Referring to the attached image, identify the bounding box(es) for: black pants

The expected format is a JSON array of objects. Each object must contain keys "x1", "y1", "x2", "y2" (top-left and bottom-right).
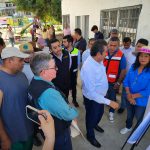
[
  {"x1": 61, "y1": 88, "x2": 69, "y2": 98},
  {"x1": 84, "y1": 96, "x2": 104, "y2": 140},
  {"x1": 54, "y1": 128, "x2": 72, "y2": 150},
  {"x1": 70, "y1": 71, "x2": 77, "y2": 102}
]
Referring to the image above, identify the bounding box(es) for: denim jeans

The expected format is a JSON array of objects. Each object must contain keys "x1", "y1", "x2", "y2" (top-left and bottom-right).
[
  {"x1": 120, "y1": 87, "x2": 127, "y2": 109},
  {"x1": 126, "y1": 100, "x2": 146, "y2": 129},
  {"x1": 106, "y1": 83, "x2": 117, "y2": 113}
]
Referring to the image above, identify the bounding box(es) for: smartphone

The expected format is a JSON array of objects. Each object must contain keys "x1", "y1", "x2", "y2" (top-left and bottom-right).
[{"x1": 26, "y1": 105, "x2": 41, "y2": 125}]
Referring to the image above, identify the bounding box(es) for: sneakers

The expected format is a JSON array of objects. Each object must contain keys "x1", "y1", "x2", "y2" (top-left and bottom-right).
[
  {"x1": 120, "y1": 127, "x2": 132, "y2": 134},
  {"x1": 109, "y1": 112, "x2": 114, "y2": 122}
]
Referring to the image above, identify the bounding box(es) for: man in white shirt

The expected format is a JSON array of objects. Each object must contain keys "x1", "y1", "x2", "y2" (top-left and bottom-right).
[
  {"x1": 80, "y1": 40, "x2": 119, "y2": 148},
  {"x1": 118, "y1": 37, "x2": 135, "y2": 114},
  {"x1": 120, "y1": 37, "x2": 135, "y2": 71},
  {"x1": 82, "y1": 38, "x2": 96, "y2": 64}
]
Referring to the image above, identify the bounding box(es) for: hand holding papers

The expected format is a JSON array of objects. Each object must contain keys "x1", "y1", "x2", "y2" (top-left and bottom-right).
[{"x1": 70, "y1": 120, "x2": 86, "y2": 141}]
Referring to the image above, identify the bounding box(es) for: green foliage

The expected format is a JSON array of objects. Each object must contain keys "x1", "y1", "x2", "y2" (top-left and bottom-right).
[
  {"x1": 56, "y1": 25, "x2": 62, "y2": 31},
  {"x1": 12, "y1": 0, "x2": 62, "y2": 23}
]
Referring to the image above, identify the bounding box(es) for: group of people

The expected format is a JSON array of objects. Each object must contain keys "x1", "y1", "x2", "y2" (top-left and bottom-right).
[{"x1": 0, "y1": 23, "x2": 149, "y2": 150}]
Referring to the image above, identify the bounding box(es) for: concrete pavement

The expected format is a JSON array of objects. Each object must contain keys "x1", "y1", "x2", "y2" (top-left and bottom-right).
[{"x1": 33, "y1": 77, "x2": 150, "y2": 150}]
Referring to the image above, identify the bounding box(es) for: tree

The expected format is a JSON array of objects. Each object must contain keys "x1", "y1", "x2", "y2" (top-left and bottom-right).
[{"x1": 12, "y1": 0, "x2": 62, "y2": 23}]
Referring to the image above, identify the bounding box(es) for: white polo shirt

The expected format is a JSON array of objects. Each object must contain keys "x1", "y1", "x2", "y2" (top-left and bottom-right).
[{"x1": 120, "y1": 46, "x2": 136, "y2": 72}]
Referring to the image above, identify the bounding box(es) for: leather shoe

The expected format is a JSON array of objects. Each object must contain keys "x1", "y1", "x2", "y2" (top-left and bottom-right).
[
  {"x1": 87, "y1": 138, "x2": 101, "y2": 148},
  {"x1": 95, "y1": 125, "x2": 104, "y2": 133}
]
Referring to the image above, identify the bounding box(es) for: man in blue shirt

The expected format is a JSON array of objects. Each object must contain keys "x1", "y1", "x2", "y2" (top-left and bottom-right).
[
  {"x1": 82, "y1": 38, "x2": 96, "y2": 64},
  {"x1": 104, "y1": 37, "x2": 127, "y2": 122},
  {"x1": 0, "y1": 47, "x2": 33, "y2": 150},
  {"x1": 29, "y1": 53, "x2": 78, "y2": 150}
]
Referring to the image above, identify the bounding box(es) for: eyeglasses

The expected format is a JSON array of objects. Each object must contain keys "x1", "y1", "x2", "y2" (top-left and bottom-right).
[
  {"x1": 41, "y1": 66, "x2": 58, "y2": 73},
  {"x1": 47, "y1": 66, "x2": 58, "y2": 71}
]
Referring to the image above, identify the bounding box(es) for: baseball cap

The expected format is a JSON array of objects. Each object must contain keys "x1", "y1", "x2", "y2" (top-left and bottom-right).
[
  {"x1": 1, "y1": 47, "x2": 29, "y2": 59},
  {"x1": 139, "y1": 46, "x2": 150, "y2": 54},
  {"x1": 19, "y1": 43, "x2": 34, "y2": 53},
  {"x1": 110, "y1": 29, "x2": 118, "y2": 34}
]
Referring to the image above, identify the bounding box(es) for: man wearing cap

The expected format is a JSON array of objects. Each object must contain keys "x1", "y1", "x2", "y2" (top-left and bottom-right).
[
  {"x1": 20, "y1": 43, "x2": 42, "y2": 146},
  {"x1": 0, "y1": 47, "x2": 33, "y2": 150},
  {"x1": 106, "y1": 29, "x2": 119, "y2": 43},
  {"x1": 20, "y1": 43, "x2": 34, "y2": 84}
]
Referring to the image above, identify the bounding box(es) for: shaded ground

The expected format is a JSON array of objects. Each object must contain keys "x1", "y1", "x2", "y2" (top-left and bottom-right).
[{"x1": 33, "y1": 76, "x2": 150, "y2": 150}]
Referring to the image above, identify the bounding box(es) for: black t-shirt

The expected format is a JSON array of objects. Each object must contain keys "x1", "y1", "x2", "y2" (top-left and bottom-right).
[
  {"x1": 74, "y1": 37, "x2": 87, "y2": 53},
  {"x1": 94, "y1": 31, "x2": 104, "y2": 40}
]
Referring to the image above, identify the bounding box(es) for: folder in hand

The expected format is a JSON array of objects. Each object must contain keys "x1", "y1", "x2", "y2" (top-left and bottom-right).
[{"x1": 70, "y1": 120, "x2": 86, "y2": 141}]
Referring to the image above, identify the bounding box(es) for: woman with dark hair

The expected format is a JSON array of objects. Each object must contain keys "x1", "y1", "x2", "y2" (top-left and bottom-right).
[{"x1": 120, "y1": 46, "x2": 150, "y2": 134}]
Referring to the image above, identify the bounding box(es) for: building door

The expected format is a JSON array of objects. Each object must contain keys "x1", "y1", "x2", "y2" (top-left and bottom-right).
[
  {"x1": 82, "y1": 15, "x2": 89, "y2": 42},
  {"x1": 75, "y1": 16, "x2": 81, "y2": 28}
]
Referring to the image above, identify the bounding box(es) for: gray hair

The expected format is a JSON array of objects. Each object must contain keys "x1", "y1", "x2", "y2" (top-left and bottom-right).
[{"x1": 30, "y1": 53, "x2": 52, "y2": 76}]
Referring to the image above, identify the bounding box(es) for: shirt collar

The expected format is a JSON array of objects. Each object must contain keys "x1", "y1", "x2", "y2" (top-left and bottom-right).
[
  {"x1": 89, "y1": 56, "x2": 103, "y2": 66},
  {"x1": 122, "y1": 46, "x2": 133, "y2": 51},
  {"x1": 34, "y1": 75, "x2": 54, "y2": 85},
  {"x1": 53, "y1": 53, "x2": 63, "y2": 61}
]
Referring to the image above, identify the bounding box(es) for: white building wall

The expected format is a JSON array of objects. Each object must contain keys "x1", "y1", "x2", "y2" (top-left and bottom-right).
[{"x1": 62, "y1": 0, "x2": 150, "y2": 43}]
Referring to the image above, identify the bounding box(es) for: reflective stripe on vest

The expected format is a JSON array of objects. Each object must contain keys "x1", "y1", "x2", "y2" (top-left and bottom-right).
[
  {"x1": 70, "y1": 48, "x2": 78, "y2": 56},
  {"x1": 103, "y1": 50, "x2": 123, "y2": 83}
]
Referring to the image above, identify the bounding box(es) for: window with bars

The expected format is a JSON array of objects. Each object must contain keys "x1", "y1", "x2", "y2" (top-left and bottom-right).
[{"x1": 100, "y1": 5, "x2": 142, "y2": 44}]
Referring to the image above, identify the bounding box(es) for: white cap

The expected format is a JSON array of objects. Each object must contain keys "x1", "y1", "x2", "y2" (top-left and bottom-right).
[{"x1": 1, "y1": 47, "x2": 29, "y2": 59}]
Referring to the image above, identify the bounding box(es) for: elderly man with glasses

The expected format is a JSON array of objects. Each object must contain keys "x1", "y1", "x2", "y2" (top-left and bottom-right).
[{"x1": 28, "y1": 53, "x2": 78, "y2": 150}]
